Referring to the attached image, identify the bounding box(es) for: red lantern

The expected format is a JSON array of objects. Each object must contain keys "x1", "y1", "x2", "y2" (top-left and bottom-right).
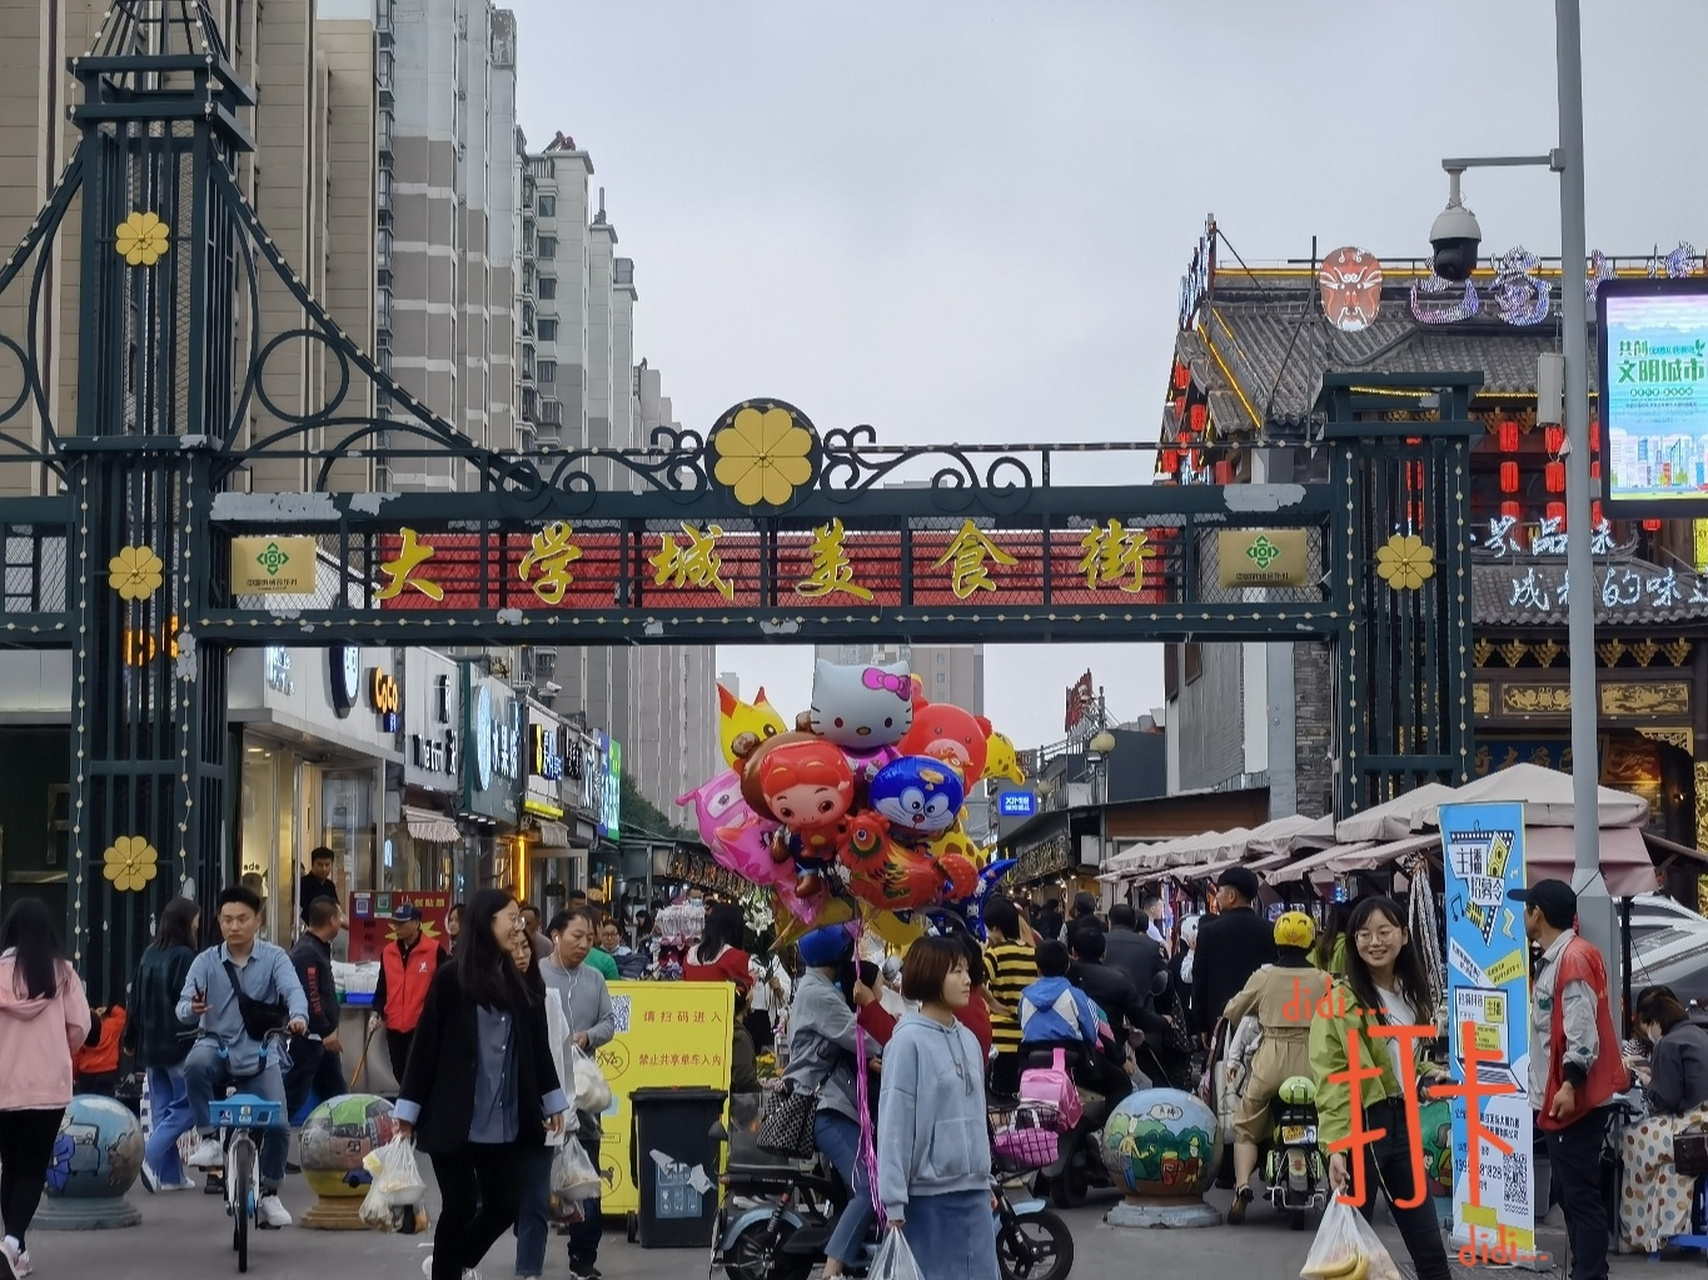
[
  {"x1": 1189, "y1": 403, "x2": 1208, "y2": 432},
  {"x1": 1172, "y1": 396, "x2": 1185, "y2": 422},
  {"x1": 1160, "y1": 448, "x2": 1180, "y2": 472},
  {"x1": 1590, "y1": 460, "x2": 1601, "y2": 480},
  {"x1": 1591, "y1": 419, "x2": 1601, "y2": 453},
  {"x1": 1544, "y1": 425, "x2": 1565, "y2": 455},
  {"x1": 1214, "y1": 460, "x2": 1235, "y2": 485},
  {"x1": 1172, "y1": 363, "x2": 1190, "y2": 391},
  {"x1": 1546, "y1": 502, "x2": 1567, "y2": 525},
  {"x1": 1545, "y1": 461, "x2": 1566, "y2": 493},
  {"x1": 1643, "y1": 519, "x2": 1663, "y2": 532},
  {"x1": 1499, "y1": 461, "x2": 1520, "y2": 493},
  {"x1": 1591, "y1": 500, "x2": 1604, "y2": 527},
  {"x1": 1496, "y1": 419, "x2": 1520, "y2": 453},
  {"x1": 1500, "y1": 500, "x2": 1523, "y2": 521}
]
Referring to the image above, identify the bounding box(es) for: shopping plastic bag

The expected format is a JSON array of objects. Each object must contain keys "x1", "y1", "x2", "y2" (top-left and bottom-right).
[
  {"x1": 571, "y1": 1044, "x2": 612, "y2": 1114},
  {"x1": 362, "y1": 1135, "x2": 427, "y2": 1207},
  {"x1": 549, "y1": 1137, "x2": 602, "y2": 1223},
  {"x1": 871, "y1": 1227, "x2": 923, "y2": 1280},
  {"x1": 358, "y1": 1181, "x2": 393, "y2": 1230},
  {"x1": 1299, "y1": 1194, "x2": 1402, "y2": 1280}
]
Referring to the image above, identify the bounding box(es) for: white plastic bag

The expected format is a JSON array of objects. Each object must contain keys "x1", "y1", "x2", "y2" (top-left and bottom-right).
[
  {"x1": 362, "y1": 1135, "x2": 426, "y2": 1206},
  {"x1": 871, "y1": 1227, "x2": 923, "y2": 1280},
  {"x1": 1299, "y1": 1194, "x2": 1402, "y2": 1280},
  {"x1": 571, "y1": 1044, "x2": 612, "y2": 1114},
  {"x1": 549, "y1": 1137, "x2": 602, "y2": 1223}
]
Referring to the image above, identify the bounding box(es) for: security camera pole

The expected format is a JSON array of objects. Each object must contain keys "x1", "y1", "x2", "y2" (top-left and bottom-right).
[{"x1": 1431, "y1": 0, "x2": 1612, "y2": 981}]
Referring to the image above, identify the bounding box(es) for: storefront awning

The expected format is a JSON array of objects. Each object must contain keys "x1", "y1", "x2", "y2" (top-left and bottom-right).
[
  {"x1": 533, "y1": 821, "x2": 571, "y2": 849},
  {"x1": 404, "y1": 805, "x2": 461, "y2": 844}
]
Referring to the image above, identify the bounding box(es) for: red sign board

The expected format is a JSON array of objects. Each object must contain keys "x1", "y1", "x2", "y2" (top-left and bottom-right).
[{"x1": 347, "y1": 890, "x2": 452, "y2": 964}]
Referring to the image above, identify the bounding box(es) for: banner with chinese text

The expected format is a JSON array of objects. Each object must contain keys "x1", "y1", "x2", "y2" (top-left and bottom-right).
[
  {"x1": 346, "y1": 890, "x2": 452, "y2": 966},
  {"x1": 1440, "y1": 802, "x2": 1534, "y2": 1257},
  {"x1": 596, "y1": 980, "x2": 736, "y2": 1217}
]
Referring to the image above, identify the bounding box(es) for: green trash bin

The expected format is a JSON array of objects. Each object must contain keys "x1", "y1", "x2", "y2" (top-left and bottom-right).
[{"x1": 629, "y1": 1086, "x2": 727, "y2": 1248}]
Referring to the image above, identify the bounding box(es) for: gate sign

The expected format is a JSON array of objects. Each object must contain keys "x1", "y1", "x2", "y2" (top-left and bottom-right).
[{"x1": 1440, "y1": 802, "x2": 1534, "y2": 1262}]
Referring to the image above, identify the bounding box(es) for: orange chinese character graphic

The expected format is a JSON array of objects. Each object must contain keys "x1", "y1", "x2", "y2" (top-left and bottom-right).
[
  {"x1": 649, "y1": 522, "x2": 734, "y2": 600},
  {"x1": 797, "y1": 518, "x2": 873, "y2": 601},
  {"x1": 931, "y1": 519, "x2": 1017, "y2": 599},
  {"x1": 518, "y1": 521, "x2": 584, "y2": 605},
  {"x1": 376, "y1": 527, "x2": 443, "y2": 601},
  {"x1": 1366, "y1": 1021, "x2": 1437, "y2": 1208},
  {"x1": 1433, "y1": 1019, "x2": 1516, "y2": 1211},
  {"x1": 1077, "y1": 518, "x2": 1156, "y2": 593},
  {"x1": 1325, "y1": 1029, "x2": 1386, "y2": 1208}
]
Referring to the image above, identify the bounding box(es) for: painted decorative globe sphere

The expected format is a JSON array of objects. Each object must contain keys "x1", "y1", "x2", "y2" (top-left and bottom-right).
[
  {"x1": 43, "y1": 1094, "x2": 143, "y2": 1200},
  {"x1": 1098, "y1": 1087, "x2": 1222, "y2": 1199},
  {"x1": 299, "y1": 1093, "x2": 397, "y2": 1198}
]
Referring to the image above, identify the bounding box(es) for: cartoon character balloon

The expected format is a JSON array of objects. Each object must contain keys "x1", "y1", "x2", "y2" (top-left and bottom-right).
[
  {"x1": 898, "y1": 700, "x2": 993, "y2": 788},
  {"x1": 809, "y1": 660, "x2": 915, "y2": 749},
  {"x1": 737, "y1": 731, "x2": 857, "y2": 898},
  {"x1": 678, "y1": 771, "x2": 789, "y2": 887},
  {"x1": 868, "y1": 757, "x2": 964, "y2": 840},
  {"x1": 925, "y1": 826, "x2": 982, "y2": 900},
  {"x1": 982, "y1": 729, "x2": 1025, "y2": 787},
  {"x1": 718, "y1": 684, "x2": 787, "y2": 767}
]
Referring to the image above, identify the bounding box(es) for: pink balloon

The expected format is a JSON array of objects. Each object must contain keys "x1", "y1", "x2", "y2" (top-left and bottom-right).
[{"x1": 679, "y1": 770, "x2": 790, "y2": 884}]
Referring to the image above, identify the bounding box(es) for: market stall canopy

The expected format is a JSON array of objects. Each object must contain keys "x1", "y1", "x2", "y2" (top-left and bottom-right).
[
  {"x1": 1180, "y1": 849, "x2": 1294, "y2": 884},
  {"x1": 1419, "y1": 763, "x2": 1650, "y2": 829},
  {"x1": 1522, "y1": 826, "x2": 1658, "y2": 897},
  {"x1": 1264, "y1": 839, "x2": 1388, "y2": 885},
  {"x1": 1104, "y1": 813, "x2": 1319, "y2": 877},
  {"x1": 404, "y1": 804, "x2": 460, "y2": 844},
  {"x1": 1243, "y1": 814, "x2": 1320, "y2": 856},
  {"x1": 1106, "y1": 829, "x2": 1243, "y2": 874},
  {"x1": 1334, "y1": 783, "x2": 1461, "y2": 845}
]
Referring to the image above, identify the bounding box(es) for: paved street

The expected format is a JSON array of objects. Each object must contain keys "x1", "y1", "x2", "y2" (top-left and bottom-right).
[{"x1": 19, "y1": 1175, "x2": 1695, "y2": 1279}]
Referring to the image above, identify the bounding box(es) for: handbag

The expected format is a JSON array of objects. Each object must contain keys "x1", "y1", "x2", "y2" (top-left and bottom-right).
[
  {"x1": 222, "y1": 960, "x2": 291, "y2": 1041},
  {"x1": 1019, "y1": 1048, "x2": 1083, "y2": 1130},
  {"x1": 757, "y1": 1080, "x2": 819, "y2": 1159},
  {"x1": 1676, "y1": 1127, "x2": 1708, "y2": 1177}
]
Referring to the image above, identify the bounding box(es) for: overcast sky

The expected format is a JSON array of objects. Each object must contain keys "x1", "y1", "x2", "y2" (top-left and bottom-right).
[{"x1": 507, "y1": 0, "x2": 1707, "y2": 754}]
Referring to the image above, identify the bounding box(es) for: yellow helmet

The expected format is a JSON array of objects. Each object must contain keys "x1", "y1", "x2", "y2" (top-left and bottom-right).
[{"x1": 1274, "y1": 910, "x2": 1317, "y2": 950}]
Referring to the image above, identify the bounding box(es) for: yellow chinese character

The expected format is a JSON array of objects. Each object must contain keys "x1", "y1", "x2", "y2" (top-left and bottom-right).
[
  {"x1": 1077, "y1": 519, "x2": 1156, "y2": 593},
  {"x1": 797, "y1": 518, "x2": 873, "y2": 601},
  {"x1": 518, "y1": 521, "x2": 584, "y2": 605},
  {"x1": 649, "y1": 522, "x2": 734, "y2": 600},
  {"x1": 376, "y1": 527, "x2": 443, "y2": 601},
  {"x1": 931, "y1": 520, "x2": 1017, "y2": 599}
]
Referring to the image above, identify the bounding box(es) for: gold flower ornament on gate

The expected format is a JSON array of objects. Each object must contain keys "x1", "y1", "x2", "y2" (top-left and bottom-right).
[
  {"x1": 1375, "y1": 533, "x2": 1435, "y2": 591},
  {"x1": 115, "y1": 211, "x2": 171, "y2": 267},
  {"x1": 109, "y1": 544, "x2": 165, "y2": 601},
  {"x1": 711, "y1": 405, "x2": 815, "y2": 507},
  {"x1": 103, "y1": 835, "x2": 159, "y2": 893}
]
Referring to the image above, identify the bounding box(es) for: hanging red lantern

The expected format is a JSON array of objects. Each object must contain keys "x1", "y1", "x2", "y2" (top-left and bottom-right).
[
  {"x1": 1172, "y1": 396, "x2": 1186, "y2": 422},
  {"x1": 1591, "y1": 419, "x2": 1601, "y2": 453},
  {"x1": 1546, "y1": 502, "x2": 1567, "y2": 525},
  {"x1": 1544, "y1": 425, "x2": 1565, "y2": 455},
  {"x1": 1172, "y1": 363, "x2": 1190, "y2": 391},
  {"x1": 1160, "y1": 448, "x2": 1180, "y2": 472},
  {"x1": 1496, "y1": 419, "x2": 1520, "y2": 453},
  {"x1": 1643, "y1": 518, "x2": 1663, "y2": 532},
  {"x1": 1189, "y1": 403, "x2": 1208, "y2": 432},
  {"x1": 1499, "y1": 461, "x2": 1520, "y2": 493},
  {"x1": 1591, "y1": 500, "x2": 1604, "y2": 527},
  {"x1": 1590, "y1": 460, "x2": 1601, "y2": 481},
  {"x1": 1214, "y1": 460, "x2": 1235, "y2": 485},
  {"x1": 1544, "y1": 461, "x2": 1566, "y2": 493},
  {"x1": 1500, "y1": 500, "x2": 1523, "y2": 521}
]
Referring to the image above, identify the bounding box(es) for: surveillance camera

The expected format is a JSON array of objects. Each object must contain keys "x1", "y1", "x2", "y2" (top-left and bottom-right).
[
  {"x1": 544, "y1": 680, "x2": 562, "y2": 694},
  {"x1": 1429, "y1": 200, "x2": 1482, "y2": 283}
]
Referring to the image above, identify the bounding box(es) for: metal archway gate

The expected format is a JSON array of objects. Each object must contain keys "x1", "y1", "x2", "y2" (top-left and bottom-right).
[{"x1": 0, "y1": 3, "x2": 1475, "y2": 994}]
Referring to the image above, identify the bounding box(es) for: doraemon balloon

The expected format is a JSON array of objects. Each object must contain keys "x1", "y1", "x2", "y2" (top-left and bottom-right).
[
  {"x1": 809, "y1": 660, "x2": 914, "y2": 749},
  {"x1": 869, "y1": 756, "x2": 964, "y2": 839}
]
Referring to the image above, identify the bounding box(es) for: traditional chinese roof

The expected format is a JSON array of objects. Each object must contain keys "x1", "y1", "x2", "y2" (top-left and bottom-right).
[
  {"x1": 1473, "y1": 551, "x2": 1708, "y2": 628},
  {"x1": 1173, "y1": 274, "x2": 1594, "y2": 437}
]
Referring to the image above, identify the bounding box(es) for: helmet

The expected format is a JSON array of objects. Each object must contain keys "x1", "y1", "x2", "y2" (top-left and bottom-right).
[
  {"x1": 796, "y1": 925, "x2": 853, "y2": 969},
  {"x1": 1274, "y1": 910, "x2": 1316, "y2": 950},
  {"x1": 1278, "y1": 1075, "x2": 1317, "y2": 1106}
]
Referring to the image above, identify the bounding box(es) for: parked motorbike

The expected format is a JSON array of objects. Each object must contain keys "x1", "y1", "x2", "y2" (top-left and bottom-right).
[
  {"x1": 1258, "y1": 1074, "x2": 1327, "y2": 1230},
  {"x1": 1020, "y1": 1047, "x2": 1116, "y2": 1209}
]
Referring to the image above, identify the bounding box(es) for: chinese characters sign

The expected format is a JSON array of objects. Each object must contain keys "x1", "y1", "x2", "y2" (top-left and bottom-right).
[
  {"x1": 1440, "y1": 802, "x2": 1534, "y2": 1260},
  {"x1": 1599, "y1": 278, "x2": 1708, "y2": 512}
]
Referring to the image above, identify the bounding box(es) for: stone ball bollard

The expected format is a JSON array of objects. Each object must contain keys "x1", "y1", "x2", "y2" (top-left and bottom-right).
[
  {"x1": 299, "y1": 1093, "x2": 414, "y2": 1230},
  {"x1": 35, "y1": 1094, "x2": 144, "y2": 1230},
  {"x1": 1099, "y1": 1086, "x2": 1224, "y2": 1229}
]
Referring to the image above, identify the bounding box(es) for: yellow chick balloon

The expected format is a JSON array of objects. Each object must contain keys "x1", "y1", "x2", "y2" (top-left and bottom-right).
[
  {"x1": 717, "y1": 684, "x2": 788, "y2": 766},
  {"x1": 983, "y1": 729, "x2": 1025, "y2": 787}
]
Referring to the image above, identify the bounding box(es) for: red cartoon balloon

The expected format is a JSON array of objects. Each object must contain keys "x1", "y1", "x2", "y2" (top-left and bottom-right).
[{"x1": 898, "y1": 698, "x2": 993, "y2": 787}]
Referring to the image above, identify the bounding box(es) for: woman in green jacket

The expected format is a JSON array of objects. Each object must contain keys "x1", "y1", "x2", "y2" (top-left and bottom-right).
[{"x1": 1308, "y1": 896, "x2": 1449, "y2": 1280}]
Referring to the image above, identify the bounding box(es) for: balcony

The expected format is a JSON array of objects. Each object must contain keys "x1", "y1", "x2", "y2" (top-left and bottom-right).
[{"x1": 540, "y1": 399, "x2": 562, "y2": 426}]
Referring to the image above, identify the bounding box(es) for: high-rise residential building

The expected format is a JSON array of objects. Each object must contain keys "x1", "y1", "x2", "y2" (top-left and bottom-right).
[
  {"x1": 0, "y1": 0, "x2": 377, "y2": 495},
  {"x1": 815, "y1": 643, "x2": 985, "y2": 716}
]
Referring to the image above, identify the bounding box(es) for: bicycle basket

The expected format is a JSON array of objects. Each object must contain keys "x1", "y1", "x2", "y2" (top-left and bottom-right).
[
  {"x1": 209, "y1": 1095, "x2": 284, "y2": 1129},
  {"x1": 988, "y1": 1101, "x2": 1061, "y2": 1173}
]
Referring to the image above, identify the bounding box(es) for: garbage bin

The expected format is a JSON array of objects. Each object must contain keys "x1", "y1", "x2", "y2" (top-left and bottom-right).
[{"x1": 629, "y1": 1086, "x2": 727, "y2": 1248}]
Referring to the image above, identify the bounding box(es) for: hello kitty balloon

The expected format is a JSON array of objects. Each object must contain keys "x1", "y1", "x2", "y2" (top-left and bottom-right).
[{"x1": 809, "y1": 660, "x2": 914, "y2": 750}]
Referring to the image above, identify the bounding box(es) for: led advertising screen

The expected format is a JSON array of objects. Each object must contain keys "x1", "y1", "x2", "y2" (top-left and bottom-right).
[{"x1": 1600, "y1": 277, "x2": 1708, "y2": 513}]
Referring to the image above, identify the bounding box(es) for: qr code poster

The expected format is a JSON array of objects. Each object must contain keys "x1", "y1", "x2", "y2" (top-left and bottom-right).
[{"x1": 610, "y1": 995, "x2": 632, "y2": 1035}]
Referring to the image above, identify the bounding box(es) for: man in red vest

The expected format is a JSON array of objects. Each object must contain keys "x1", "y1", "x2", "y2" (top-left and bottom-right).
[
  {"x1": 369, "y1": 903, "x2": 441, "y2": 1088},
  {"x1": 1510, "y1": 879, "x2": 1629, "y2": 1280}
]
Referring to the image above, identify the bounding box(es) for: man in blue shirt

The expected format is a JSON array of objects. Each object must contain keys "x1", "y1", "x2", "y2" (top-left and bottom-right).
[{"x1": 177, "y1": 885, "x2": 308, "y2": 1228}]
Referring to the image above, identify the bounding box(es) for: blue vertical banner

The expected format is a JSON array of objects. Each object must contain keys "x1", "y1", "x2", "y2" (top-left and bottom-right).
[{"x1": 1439, "y1": 802, "x2": 1534, "y2": 1260}]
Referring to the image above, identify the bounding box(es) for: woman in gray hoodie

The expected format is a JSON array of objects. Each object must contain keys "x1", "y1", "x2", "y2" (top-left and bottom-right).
[{"x1": 877, "y1": 935, "x2": 997, "y2": 1279}]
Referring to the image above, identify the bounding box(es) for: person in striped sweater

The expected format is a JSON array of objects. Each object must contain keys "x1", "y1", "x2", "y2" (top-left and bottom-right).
[{"x1": 982, "y1": 898, "x2": 1037, "y2": 1098}]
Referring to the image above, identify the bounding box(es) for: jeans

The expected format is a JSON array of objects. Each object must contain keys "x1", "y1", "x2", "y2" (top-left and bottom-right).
[
  {"x1": 283, "y1": 1037, "x2": 350, "y2": 1119},
  {"x1": 430, "y1": 1144, "x2": 525, "y2": 1280},
  {"x1": 903, "y1": 1189, "x2": 999, "y2": 1280},
  {"x1": 0, "y1": 1107, "x2": 64, "y2": 1250},
  {"x1": 816, "y1": 1110, "x2": 874, "y2": 1268},
  {"x1": 182, "y1": 1040, "x2": 290, "y2": 1191},
  {"x1": 1352, "y1": 1099, "x2": 1451, "y2": 1280},
  {"x1": 513, "y1": 1145, "x2": 555, "y2": 1276},
  {"x1": 1544, "y1": 1106, "x2": 1613, "y2": 1280},
  {"x1": 144, "y1": 1066, "x2": 194, "y2": 1181}
]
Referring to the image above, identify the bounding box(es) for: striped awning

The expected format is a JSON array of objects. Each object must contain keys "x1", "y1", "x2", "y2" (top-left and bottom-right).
[{"x1": 404, "y1": 805, "x2": 461, "y2": 844}]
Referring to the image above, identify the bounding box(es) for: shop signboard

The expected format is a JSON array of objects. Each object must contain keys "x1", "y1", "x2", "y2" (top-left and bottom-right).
[
  {"x1": 595, "y1": 980, "x2": 735, "y2": 1216},
  {"x1": 230, "y1": 535, "x2": 318, "y2": 594},
  {"x1": 524, "y1": 702, "x2": 567, "y2": 820},
  {"x1": 582, "y1": 730, "x2": 622, "y2": 840},
  {"x1": 1440, "y1": 801, "x2": 1534, "y2": 1261},
  {"x1": 346, "y1": 889, "x2": 452, "y2": 967},
  {"x1": 403, "y1": 651, "x2": 462, "y2": 793},
  {"x1": 1599, "y1": 277, "x2": 1708, "y2": 514},
  {"x1": 461, "y1": 665, "x2": 521, "y2": 822}
]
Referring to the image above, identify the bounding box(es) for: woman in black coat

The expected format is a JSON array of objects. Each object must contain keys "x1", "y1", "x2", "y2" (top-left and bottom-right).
[{"x1": 395, "y1": 889, "x2": 569, "y2": 1280}]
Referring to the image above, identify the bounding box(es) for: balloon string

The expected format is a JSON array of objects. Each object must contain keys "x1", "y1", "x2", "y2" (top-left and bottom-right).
[{"x1": 850, "y1": 919, "x2": 887, "y2": 1228}]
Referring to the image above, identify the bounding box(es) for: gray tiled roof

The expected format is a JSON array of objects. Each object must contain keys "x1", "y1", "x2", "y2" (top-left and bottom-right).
[
  {"x1": 1473, "y1": 553, "x2": 1708, "y2": 627},
  {"x1": 1181, "y1": 282, "x2": 1595, "y2": 428}
]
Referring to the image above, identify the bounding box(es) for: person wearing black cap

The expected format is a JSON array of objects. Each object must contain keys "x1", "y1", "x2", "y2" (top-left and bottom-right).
[
  {"x1": 1509, "y1": 878, "x2": 1628, "y2": 1280},
  {"x1": 1190, "y1": 867, "x2": 1277, "y2": 1044},
  {"x1": 370, "y1": 902, "x2": 443, "y2": 1086}
]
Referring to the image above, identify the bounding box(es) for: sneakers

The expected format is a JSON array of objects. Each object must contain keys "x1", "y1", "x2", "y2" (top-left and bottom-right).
[
  {"x1": 171, "y1": 1173, "x2": 199, "y2": 1191},
  {"x1": 0, "y1": 1237, "x2": 30, "y2": 1278},
  {"x1": 187, "y1": 1137, "x2": 225, "y2": 1169},
  {"x1": 139, "y1": 1160, "x2": 161, "y2": 1193},
  {"x1": 419, "y1": 1257, "x2": 480, "y2": 1280},
  {"x1": 1226, "y1": 1184, "x2": 1253, "y2": 1225},
  {"x1": 257, "y1": 1194, "x2": 292, "y2": 1228}
]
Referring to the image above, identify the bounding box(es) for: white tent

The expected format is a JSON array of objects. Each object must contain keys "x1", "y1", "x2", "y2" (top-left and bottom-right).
[
  {"x1": 1333, "y1": 782, "x2": 1461, "y2": 845},
  {"x1": 1418, "y1": 762, "x2": 1650, "y2": 829}
]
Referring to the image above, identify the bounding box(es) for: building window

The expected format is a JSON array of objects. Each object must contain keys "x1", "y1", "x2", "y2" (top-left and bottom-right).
[
  {"x1": 537, "y1": 235, "x2": 557, "y2": 260},
  {"x1": 538, "y1": 360, "x2": 556, "y2": 384},
  {"x1": 538, "y1": 276, "x2": 557, "y2": 300},
  {"x1": 537, "y1": 194, "x2": 556, "y2": 218},
  {"x1": 539, "y1": 318, "x2": 557, "y2": 342}
]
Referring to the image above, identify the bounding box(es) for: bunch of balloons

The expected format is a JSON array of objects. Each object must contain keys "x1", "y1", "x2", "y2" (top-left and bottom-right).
[{"x1": 679, "y1": 662, "x2": 1022, "y2": 937}]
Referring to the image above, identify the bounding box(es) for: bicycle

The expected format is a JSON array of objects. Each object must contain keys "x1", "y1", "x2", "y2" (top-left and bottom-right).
[{"x1": 207, "y1": 1029, "x2": 293, "y2": 1273}]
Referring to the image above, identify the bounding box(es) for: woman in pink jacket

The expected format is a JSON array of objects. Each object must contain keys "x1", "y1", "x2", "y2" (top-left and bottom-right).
[{"x1": 0, "y1": 898, "x2": 91, "y2": 1279}]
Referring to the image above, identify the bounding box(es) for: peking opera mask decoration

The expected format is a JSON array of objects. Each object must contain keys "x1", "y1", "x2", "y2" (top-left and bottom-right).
[{"x1": 1317, "y1": 246, "x2": 1384, "y2": 333}]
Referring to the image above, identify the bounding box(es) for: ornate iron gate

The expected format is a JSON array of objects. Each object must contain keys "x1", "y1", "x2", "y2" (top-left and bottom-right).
[{"x1": 0, "y1": 3, "x2": 1475, "y2": 992}]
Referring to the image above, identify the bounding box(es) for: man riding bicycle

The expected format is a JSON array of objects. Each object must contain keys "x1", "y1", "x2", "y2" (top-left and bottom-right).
[{"x1": 176, "y1": 885, "x2": 309, "y2": 1228}]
